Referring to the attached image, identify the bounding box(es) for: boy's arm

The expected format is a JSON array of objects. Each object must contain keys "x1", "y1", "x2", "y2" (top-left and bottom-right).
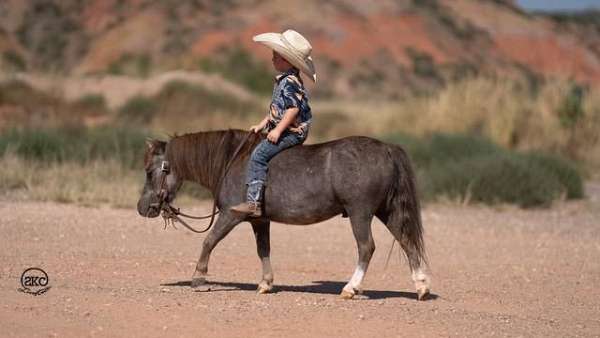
[
  {"x1": 267, "y1": 107, "x2": 299, "y2": 143},
  {"x1": 251, "y1": 115, "x2": 270, "y2": 133}
]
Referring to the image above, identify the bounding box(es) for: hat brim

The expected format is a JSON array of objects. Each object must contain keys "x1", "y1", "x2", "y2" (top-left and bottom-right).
[{"x1": 253, "y1": 33, "x2": 317, "y2": 82}]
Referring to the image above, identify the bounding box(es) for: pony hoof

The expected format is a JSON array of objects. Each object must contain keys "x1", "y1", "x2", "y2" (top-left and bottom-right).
[
  {"x1": 340, "y1": 290, "x2": 355, "y2": 300},
  {"x1": 257, "y1": 285, "x2": 273, "y2": 294},
  {"x1": 257, "y1": 281, "x2": 273, "y2": 294},
  {"x1": 190, "y1": 277, "x2": 207, "y2": 288},
  {"x1": 193, "y1": 284, "x2": 213, "y2": 292},
  {"x1": 417, "y1": 288, "x2": 430, "y2": 301}
]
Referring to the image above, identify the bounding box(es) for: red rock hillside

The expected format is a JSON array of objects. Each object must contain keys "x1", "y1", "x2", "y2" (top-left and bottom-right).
[{"x1": 1, "y1": 0, "x2": 599, "y2": 97}]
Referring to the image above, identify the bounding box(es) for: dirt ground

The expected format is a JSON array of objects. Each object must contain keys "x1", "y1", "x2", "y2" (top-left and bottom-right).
[{"x1": 1, "y1": 185, "x2": 599, "y2": 337}]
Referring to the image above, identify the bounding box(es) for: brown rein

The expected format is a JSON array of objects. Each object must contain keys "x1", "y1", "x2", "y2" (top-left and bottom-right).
[{"x1": 157, "y1": 131, "x2": 253, "y2": 233}]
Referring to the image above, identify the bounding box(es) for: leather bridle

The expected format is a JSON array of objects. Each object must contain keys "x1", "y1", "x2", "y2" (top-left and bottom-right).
[{"x1": 150, "y1": 131, "x2": 253, "y2": 233}]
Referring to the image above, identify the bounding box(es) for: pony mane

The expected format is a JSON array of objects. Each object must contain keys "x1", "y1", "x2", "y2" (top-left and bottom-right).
[{"x1": 165, "y1": 129, "x2": 262, "y2": 191}]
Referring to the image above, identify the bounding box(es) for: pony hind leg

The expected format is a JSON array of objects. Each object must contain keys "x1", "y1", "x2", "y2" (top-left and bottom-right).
[
  {"x1": 376, "y1": 211, "x2": 431, "y2": 300},
  {"x1": 251, "y1": 220, "x2": 274, "y2": 294},
  {"x1": 191, "y1": 212, "x2": 243, "y2": 288},
  {"x1": 341, "y1": 213, "x2": 375, "y2": 300}
]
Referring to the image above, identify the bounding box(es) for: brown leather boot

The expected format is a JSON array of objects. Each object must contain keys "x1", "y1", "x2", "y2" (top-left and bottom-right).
[{"x1": 230, "y1": 202, "x2": 262, "y2": 217}]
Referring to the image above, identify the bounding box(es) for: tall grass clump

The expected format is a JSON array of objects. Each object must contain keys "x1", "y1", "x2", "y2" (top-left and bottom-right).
[
  {"x1": 383, "y1": 77, "x2": 600, "y2": 172},
  {"x1": 0, "y1": 126, "x2": 213, "y2": 206},
  {"x1": 0, "y1": 127, "x2": 150, "y2": 168},
  {"x1": 0, "y1": 153, "x2": 143, "y2": 208},
  {"x1": 384, "y1": 132, "x2": 584, "y2": 207}
]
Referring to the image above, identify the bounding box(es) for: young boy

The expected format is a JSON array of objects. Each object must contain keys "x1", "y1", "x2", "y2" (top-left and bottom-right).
[{"x1": 230, "y1": 29, "x2": 316, "y2": 217}]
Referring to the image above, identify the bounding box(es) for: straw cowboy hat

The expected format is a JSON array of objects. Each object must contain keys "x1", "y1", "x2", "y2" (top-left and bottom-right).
[{"x1": 253, "y1": 29, "x2": 317, "y2": 82}]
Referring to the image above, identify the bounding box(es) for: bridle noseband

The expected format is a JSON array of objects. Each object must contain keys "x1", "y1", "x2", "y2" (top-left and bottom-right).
[
  {"x1": 151, "y1": 159, "x2": 218, "y2": 233},
  {"x1": 157, "y1": 160, "x2": 171, "y2": 202}
]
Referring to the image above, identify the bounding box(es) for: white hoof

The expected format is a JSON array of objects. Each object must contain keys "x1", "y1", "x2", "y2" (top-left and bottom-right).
[
  {"x1": 412, "y1": 270, "x2": 431, "y2": 301},
  {"x1": 417, "y1": 287, "x2": 430, "y2": 301},
  {"x1": 340, "y1": 289, "x2": 355, "y2": 300},
  {"x1": 257, "y1": 281, "x2": 274, "y2": 294}
]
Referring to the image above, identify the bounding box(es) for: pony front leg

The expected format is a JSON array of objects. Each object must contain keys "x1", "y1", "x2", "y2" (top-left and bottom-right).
[
  {"x1": 251, "y1": 220, "x2": 274, "y2": 294},
  {"x1": 191, "y1": 212, "x2": 242, "y2": 288},
  {"x1": 341, "y1": 214, "x2": 375, "y2": 299}
]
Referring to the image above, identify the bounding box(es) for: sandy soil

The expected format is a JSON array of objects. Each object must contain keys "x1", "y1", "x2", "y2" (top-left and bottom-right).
[{"x1": 1, "y1": 186, "x2": 599, "y2": 337}]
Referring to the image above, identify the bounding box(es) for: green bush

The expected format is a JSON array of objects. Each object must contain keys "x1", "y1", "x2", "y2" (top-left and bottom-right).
[
  {"x1": 108, "y1": 53, "x2": 151, "y2": 77},
  {"x1": 557, "y1": 84, "x2": 585, "y2": 129},
  {"x1": 198, "y1": 47, "x2": 273, "y2": 95},
  {"x1": 73, "y1": 94, "x2": 108, "y2": 113},
  {"x1": 0, "y1": 127, "x2": 150, "y2": 169},
  {"x1": 156, "y1": 80, "x2": 261, "y2": 117},
  {"x1": 426, "y1": 154, "x2": 563, "y2": 207},
  {"x1": 3, "y1": 50, "x2": 27, "y2": 71},
  {"x1": 406, "y1": 48, "x2": 442, "y2": 82},
  {"x1": 117, "y1": 96, "x2": 159, "y2": 125},
  {"x1": 519, "y1": 152, "x2": 584, "y2": 199},
  {"x1": 384, "y1": 132, "x2": 584, "y2": 207},
  {"x1": 385, "y1": 133, "x2": 502, "y2": 169},
  {"x1": 422, "y1": 133, "x2": 502, "y2": 166}
]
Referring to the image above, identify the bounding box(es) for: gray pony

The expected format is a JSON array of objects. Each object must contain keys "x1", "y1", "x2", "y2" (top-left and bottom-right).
[{"x1": 137, "y1": 130, "x2": 431, "y2": 300}]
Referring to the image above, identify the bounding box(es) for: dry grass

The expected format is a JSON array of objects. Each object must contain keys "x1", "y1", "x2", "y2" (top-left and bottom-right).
[
  {"x1": 6, "y1": 75, "x2": 597, "y2": 171},
  {"x1": 0, "y1": 153, "x2": 204, "y2": 208},
  {"x1": 313, "y1": 77, "x2": 600, "y2": 173},
  {"x1": 0, "y1": 153, "x2": 141, "y2": 208},
  {"x1": 1, "y1": 75, "x2": 598, "y2": 208},
  {"x1": 148, "y1": 108, "x2": 259, "y2": 136}
]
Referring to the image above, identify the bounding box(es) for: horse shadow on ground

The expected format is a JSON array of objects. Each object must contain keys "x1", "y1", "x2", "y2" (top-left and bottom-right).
[{"x1": 161, "y1": 280, "x2": 439, "y2": 301}]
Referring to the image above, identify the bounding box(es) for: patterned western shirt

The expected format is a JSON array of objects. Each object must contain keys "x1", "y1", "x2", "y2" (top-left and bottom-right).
[{"x1": 267, "y1": 68, "x2": 312, "y2": 136}]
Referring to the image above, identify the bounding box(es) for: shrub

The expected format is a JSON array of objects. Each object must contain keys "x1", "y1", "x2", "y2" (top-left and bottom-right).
[
  {"x1": 384, "y1": 77, "x2": 600, "y2": 169},
  {"x1": 0, "y1": 128, "x2": 213, "y2": 206},
  {"x1": 384, "y1": 132, "x2": 583, "y2": 207},
  {"x1": 385, "y1": 133, "x2": 502, "y2": 169},
  {"x1": 557, "y1": 84, "x2": 585, "y2": 129},
  {"x1": 198, "y1": 47, "x2": 273, "y2": 95},
  {"x1": 519, "y1": 152, "x2": 584, "y2": 199},
  {"x1": 108, "y1": 53, "x2": 151, "y2": 77},
  {"x1": 72, "y1": 94, "x2": 108, "y2": 115},
  {"x1": 0, "y1": 127, "x2": 150, "y2": 169},
  {"x1": 3, "y1": 50, "x2": 27, "y2": 71},
  {"x1": 74, "y1": 94, "x2": 107, "y2": 110},
  {"x1": 406, "y1": 48, "x2": 442, "y2": 82},
  {"x1": 422, "y1": 133, "x2": 502, "y2": 166},
  {"x1": 155, "y1": 80, "x2": 261, "y2": 118},
  {"x1": 117, "y1": 96, "x2": 159, "y2": 125},
  {"x1": 426, "y1": 154, "x2": 563, "y2": 207}
]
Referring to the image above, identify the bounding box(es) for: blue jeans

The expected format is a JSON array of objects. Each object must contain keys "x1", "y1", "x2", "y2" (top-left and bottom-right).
[{"x1": 246, "y1": 131, "x2": 306, "y2": 203}]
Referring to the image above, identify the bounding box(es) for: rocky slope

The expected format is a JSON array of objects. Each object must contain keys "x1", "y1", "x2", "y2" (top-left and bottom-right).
[{"x1": 1, "y1": 0, "x2": 599, "y2": 97}]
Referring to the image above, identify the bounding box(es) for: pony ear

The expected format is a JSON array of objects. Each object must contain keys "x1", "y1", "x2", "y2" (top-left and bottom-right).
[
  {"x1": 146, "y1": 138, "x2": 166, "y2": 155},
  {"x1": 145, "y1": 138, "x2": 154, "y2": 149}
]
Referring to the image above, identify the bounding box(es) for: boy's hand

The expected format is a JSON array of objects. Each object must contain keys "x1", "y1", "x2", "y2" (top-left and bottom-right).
[
  {"x1": 267, "y1": 129, "x2": 281, "y2": 143},
  {"x1": 250, "y1": 125, "x2": 262, "y2": 133}
]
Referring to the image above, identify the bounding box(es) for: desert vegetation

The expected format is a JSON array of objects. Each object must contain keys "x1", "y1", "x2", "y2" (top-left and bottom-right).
[{"x1": 1, "y1": 72, "x2": 594, "y2": 208}]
